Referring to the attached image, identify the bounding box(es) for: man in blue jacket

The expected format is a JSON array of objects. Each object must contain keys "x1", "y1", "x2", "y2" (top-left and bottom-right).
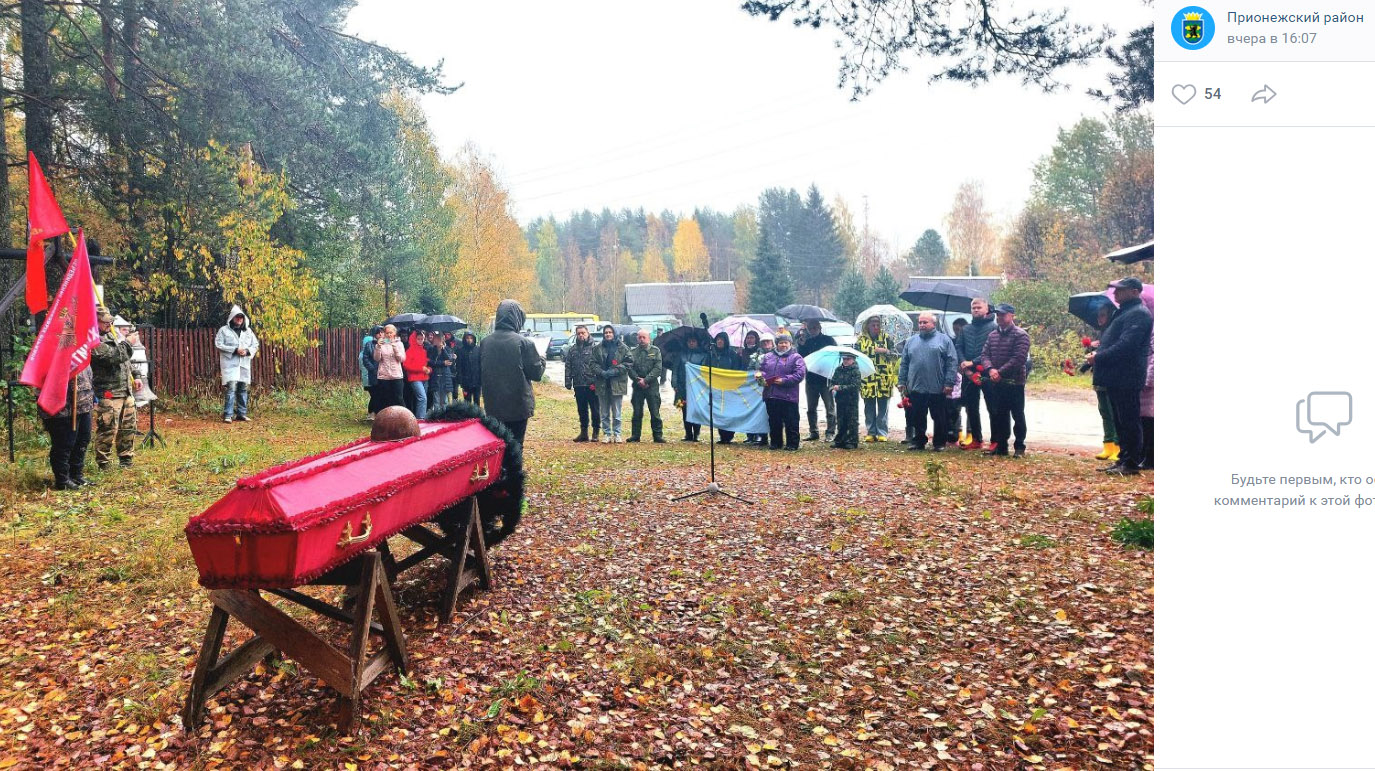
[{"x1": 1089, "y1": 278, "x2": 1154, "y2": 475}]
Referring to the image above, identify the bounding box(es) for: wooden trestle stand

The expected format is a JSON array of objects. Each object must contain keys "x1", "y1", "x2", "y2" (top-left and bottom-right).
[{"x1": 182, "y1": 497, "x2": 493, "y2": 733}]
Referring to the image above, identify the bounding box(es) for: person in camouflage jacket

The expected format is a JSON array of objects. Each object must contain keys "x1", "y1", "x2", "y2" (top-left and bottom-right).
[
  {"x1": 829, "y1": 353, "x2": 863, "y2": 449},
  {"x1": 91, "y1": 308, "x2": 138, "y2": 469},
  {"x1": 563, "y1": 325, "x2": 601, "y2": 441},
  {"x1": 625, "y1": 329, "x2": 665, "y2": 443}
]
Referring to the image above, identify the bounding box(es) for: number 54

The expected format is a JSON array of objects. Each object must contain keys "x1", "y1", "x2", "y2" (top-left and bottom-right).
[{"x1": 1205, "y1": 87, "x2": 1222, "y2": 99}]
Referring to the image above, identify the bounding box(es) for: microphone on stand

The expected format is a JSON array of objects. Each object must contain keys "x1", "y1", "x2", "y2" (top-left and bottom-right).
[{"x1": 700, "y1": 312, "x2": 710, "y2": 329}]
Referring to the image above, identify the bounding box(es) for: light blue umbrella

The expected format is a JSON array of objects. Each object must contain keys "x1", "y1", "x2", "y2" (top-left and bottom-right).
[{"x1": 803, "y1": 345, "x2": 876, "y2": 380}]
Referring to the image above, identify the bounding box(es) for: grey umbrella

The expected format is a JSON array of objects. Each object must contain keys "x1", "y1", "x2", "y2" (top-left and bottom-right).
[{"x1": 775, "y1": 304, "x2": 837, "y2": 322}]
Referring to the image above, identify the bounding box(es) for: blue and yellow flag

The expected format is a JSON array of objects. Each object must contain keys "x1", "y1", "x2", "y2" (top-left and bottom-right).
[{"x1": 685, "y1": 363, "x2": 769, "y2": 434}]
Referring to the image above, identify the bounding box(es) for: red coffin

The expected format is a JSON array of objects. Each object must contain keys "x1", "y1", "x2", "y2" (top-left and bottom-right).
[{"x1": 185, "y1": 420, "x2": 505, "y2": 589}]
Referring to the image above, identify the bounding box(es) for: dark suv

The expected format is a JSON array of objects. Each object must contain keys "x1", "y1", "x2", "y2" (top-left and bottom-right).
[{"x1": 547, "y1": 332, "x2": 570, "y2": 360}]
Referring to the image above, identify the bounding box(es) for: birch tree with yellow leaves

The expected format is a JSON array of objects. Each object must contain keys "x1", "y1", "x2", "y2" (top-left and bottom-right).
[
  {"x1": 439, "y1": 147, "x2": 535, "y2": 324},
  {"x1": 670, "y1": 218, "x2": 710, "y2": 281}
]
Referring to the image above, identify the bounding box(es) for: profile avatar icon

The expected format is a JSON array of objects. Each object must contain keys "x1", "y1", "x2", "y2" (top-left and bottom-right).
[
  {"x1": 1171, "y1": 6, "x2": 1215, "y2": 49},
  {"x1": 1182, "y1": 12, "x2": 1204, "y2": 43}
]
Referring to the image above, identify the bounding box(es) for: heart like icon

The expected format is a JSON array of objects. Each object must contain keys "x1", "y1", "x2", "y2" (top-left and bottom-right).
[{"x1": 1172, "y1": 84, "x2": 1197, "y2": 104}]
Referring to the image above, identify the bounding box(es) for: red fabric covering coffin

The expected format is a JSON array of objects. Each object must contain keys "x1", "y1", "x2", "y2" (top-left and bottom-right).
[{"x1": 185, "y1": 420, "x2": 505, "y2": 589}]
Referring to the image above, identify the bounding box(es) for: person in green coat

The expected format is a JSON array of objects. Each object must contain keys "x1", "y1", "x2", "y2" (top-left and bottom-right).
[
  {"x1": 829, "y1": 352, "x2": 863, "y2": 449},
  {"x1": 625, "y1": 329, "x2": 666, "y2": 443},
  {"x1": 596, "y1": 325, "x2": 632, "y2": 443}
]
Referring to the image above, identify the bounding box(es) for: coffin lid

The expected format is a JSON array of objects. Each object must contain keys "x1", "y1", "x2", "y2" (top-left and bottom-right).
[{"x1": 185, "y1": 420, "x2": 503, "y2": 535}]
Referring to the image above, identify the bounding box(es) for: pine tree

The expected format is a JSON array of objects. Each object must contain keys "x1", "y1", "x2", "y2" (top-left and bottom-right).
[
  {"x1": 747, "y1": 229, "x2": 794, "y2": 314},
  {"x1": 907, "y1": 229, "x2": 950, "y2": 275},
  {"x1": 869, "y1": 264, "x2": 903, "y2": 307},
  {"x1": 790, "y1": 184, "x2": 845, "y2": 303},
  {"x1": 833, "y1": 268, "x2": 870, "y2": 324}
]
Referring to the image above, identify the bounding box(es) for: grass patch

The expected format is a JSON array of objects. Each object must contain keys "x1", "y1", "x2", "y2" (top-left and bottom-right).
[
  {"x1": 493, "y1": 671, "x2": 542, "y2": 698},
  {"x1": 1018, "y1": 533, "x2": 1056, "y2": 549},
  {"x1": 1111, "y1": 517, "x2": 1154, "y2": 550}
]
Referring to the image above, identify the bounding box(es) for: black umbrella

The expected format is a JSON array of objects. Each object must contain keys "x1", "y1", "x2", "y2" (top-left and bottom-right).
[
  {"x1": 653, "y1": 325, "x2": 711, "y2": 353},
  {"x1": 385, "y1": 312, "x2": 427, "y2": 327},
  {"x1": 417, "y1": 314, "x2": 468, "y2": 332},
  {"x1": 899, "y1": 280, "x2": 980, "y2": 314},
  {"x1": 776, "y1": 304, "x2": 837, "y2": 322},
  {"x1": 1067, "y1": 292, "x2": 1117, "y2": 328},
  {"x1": 1105, "y1": 241, "x2": 1154, "y2": 264}
]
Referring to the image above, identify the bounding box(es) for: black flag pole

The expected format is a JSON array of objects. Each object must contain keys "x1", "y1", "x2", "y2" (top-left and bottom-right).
[{"x1": 673, "y1": 313, "x2": 752, "y2": 504}]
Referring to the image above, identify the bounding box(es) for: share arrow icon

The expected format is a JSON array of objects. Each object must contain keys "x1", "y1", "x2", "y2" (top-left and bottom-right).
[{"x1": 1251, "y1": 85, "x2": 1277, "y2": 104}]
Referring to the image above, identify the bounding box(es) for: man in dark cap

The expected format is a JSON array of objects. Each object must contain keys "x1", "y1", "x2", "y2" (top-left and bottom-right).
[
  {"x1": 978, "y1": 303, "x2": 1031, "y2": 457},
  {"x1": 1088, "y1": 278, "x2": 1153, "y2": 475}
]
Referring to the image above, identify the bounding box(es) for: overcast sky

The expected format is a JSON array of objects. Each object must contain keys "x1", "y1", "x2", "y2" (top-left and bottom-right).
[{"x1": 345, "y1": 0, "x2": 1153, "y2": 254}]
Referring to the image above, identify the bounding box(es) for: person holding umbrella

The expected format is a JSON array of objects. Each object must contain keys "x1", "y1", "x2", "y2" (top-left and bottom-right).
[
  {"x1": 740, "y1": 330, "x2": 767, "y2": 446},
  {"x1": 898, "y1": 313, "x2": 959, "y2": 451},
  {"x1": 1088, "y1": 278, "x2": 1153, "y2": 475},
  {"x1": 856, "y1": 315, "x2": 899, "y2": 442},
  {"x1": 709, "y1": 331, "x2": 743, "y2": 444},
  {"x1": 755, "y1": 332, "x2": 806, "y2": 450},
  {"x1": 829, "y1": 351, "x2": 863, "y2": 450},
  {"x1": 956, "y1": 298, "x2": 996, "y2": 450},
  {"x1": 797, "y1": 319, "x2": 838, "y2": 442},
  {"x1": 402, "y1": 328, "x2": 431, "y2": 417},
  {"x1": 978, "y1": 304, "x2": 1032, "y2": 457},
  {"x1": 673, "y1": 333, "x2": 709, "y2": 441}
]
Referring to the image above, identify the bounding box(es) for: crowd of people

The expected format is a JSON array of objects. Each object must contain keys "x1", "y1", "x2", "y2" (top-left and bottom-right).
[
  {"x1": 31, "y1": 281, "x2": 1151, "y2": 491},
  {"x1": 344, "y1": 281, "x2": 1154, "y2": 476}
]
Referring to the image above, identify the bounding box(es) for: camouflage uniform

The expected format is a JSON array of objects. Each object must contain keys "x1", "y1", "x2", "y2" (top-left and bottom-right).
[
  {"x1": 625, "y1": 343, "x2": 665, "y2": 442},
  {"x1": 91, "y1": 328, "x2": 136, "y2": 468},
  {"x1": 830, "y1": 361, "x2": 863, "y2": 450}
]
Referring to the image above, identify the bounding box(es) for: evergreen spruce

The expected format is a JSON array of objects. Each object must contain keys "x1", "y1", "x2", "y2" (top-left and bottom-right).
[{"x1": 747, "y1": 229, "x2": 795, "y2": 313}]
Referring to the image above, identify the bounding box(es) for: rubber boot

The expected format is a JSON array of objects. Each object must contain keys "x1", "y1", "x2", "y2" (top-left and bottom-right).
[
  {"x1": 574, "y1": 430, "x2": 589, "y2": 443},
  {"x1": 1094, "y1": 441, "x2": 1119, "y2": 461}
]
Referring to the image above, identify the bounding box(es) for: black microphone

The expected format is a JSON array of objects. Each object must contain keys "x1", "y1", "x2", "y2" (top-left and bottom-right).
[{"x1": 700, "y1": 312, "x2": 709, "y2": 329}]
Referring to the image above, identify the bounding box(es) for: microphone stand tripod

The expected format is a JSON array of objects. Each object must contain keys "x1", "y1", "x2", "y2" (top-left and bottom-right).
[{"x1": 673, "y1": 316, "x2": 752, "y2": 504}]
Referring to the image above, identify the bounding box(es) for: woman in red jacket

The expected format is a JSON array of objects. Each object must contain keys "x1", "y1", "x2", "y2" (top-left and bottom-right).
[{"x1": 402, "y1": 329, "x2": 431, "y2": 417}]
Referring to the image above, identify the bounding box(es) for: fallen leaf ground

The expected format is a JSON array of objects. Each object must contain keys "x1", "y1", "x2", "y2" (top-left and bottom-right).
[{"x1": 0, "y1": 379, "x2": 1153, "y2": 769}]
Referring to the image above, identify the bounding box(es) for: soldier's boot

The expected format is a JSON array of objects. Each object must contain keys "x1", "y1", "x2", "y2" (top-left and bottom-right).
[{"x1": 651, "y1": 416, "x2": 665, "y2": 443}]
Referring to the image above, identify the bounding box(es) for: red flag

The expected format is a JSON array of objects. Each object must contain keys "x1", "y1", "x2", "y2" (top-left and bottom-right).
[
  {"x1": 20, "y1": 230, "x2": 99, "y2": 416},
  {"x1": 25, "y1": 151, "x2": 71, "y2": 315}
]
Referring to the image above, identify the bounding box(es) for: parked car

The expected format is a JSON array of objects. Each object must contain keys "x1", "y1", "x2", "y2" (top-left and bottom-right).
[
  {"x1": 547, "y1": 332, "x2": 570, "y2": 360},
  {"x1": 905, "y1": 310, "x2": 971, "y2": 335},
  {"x1": 786, "y1": 320, "x2": 857, "y2": 348}
]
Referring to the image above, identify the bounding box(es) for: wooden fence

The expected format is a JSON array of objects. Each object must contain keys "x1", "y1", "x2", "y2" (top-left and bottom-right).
[{"x1": 145, "y1": 327, "x2": 364, "y2": 399}]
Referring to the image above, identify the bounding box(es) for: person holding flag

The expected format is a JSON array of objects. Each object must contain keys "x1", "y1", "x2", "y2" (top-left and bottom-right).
[{"x1": 19, "y1": 230, "x2": 101, "y2": 488}]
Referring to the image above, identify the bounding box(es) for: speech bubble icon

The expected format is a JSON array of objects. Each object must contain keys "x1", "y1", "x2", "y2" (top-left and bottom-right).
[{"x1": 1307, "y1": 391, "x2": 1353, "y2": 438}]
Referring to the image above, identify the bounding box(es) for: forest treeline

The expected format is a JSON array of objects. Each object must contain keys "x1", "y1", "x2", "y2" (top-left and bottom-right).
[{"x1": 0, "y1": 0, "x2": 1152, "y2": 350}]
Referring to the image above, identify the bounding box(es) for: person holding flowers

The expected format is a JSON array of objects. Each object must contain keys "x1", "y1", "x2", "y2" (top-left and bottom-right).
[
  {"x1": 856, "y1": 315, "x2": 899, "y2": 442},
  {"x1": 956, "y1": 298, "x2": 996, "y2": 450}
]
